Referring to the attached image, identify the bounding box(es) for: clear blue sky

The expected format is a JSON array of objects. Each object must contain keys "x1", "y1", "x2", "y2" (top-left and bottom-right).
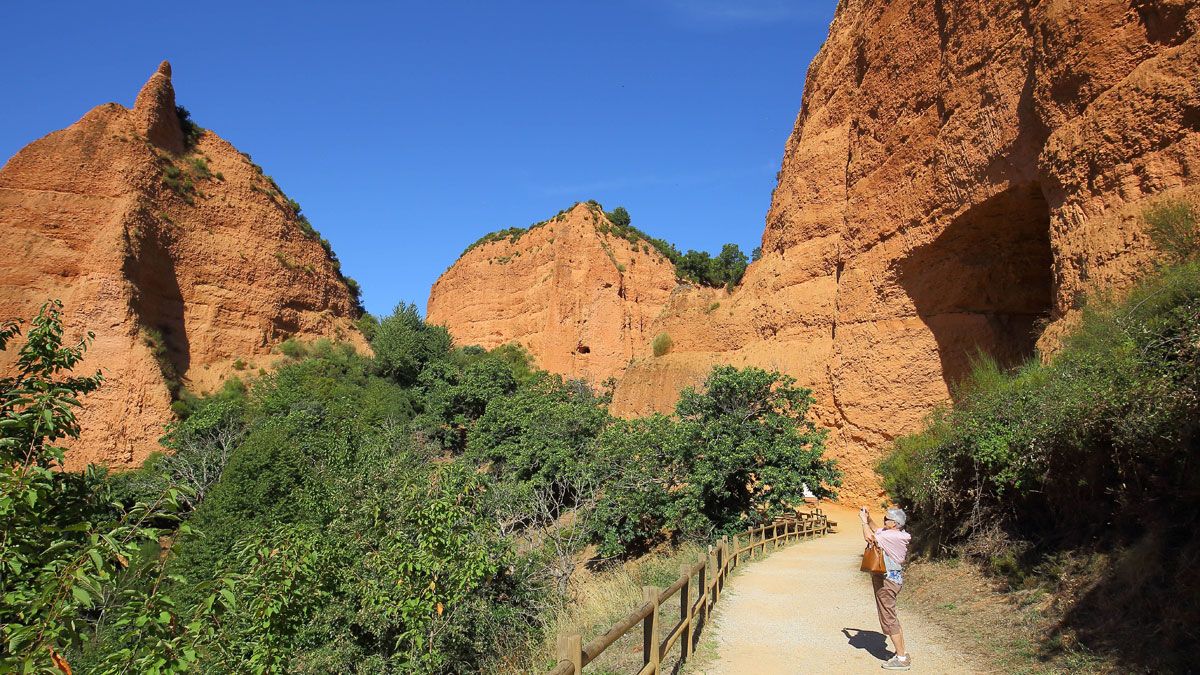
[{"x1": 1, "y1": 1, "x2": 837, "y2": 317}]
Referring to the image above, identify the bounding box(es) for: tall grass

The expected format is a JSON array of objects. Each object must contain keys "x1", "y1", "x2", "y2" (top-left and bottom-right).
[{"x1": 492, "y1": 544, "x2": 706, "y2": 674}]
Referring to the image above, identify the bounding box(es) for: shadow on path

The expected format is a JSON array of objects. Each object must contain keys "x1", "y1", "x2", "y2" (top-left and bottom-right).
[{"x1": 842, "y1": 628, "x2": 892, "y2": 660}]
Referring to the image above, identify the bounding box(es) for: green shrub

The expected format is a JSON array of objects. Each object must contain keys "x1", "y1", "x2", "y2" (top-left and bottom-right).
[
  {"x1": 652, "y1": 332, "x2": 672, "y2": 357},
  {"x1": 465, "y1": 373, "x2": 610, "y2": 490},
  {"x1": 297, "y1": 215, "x2": 317, "y2": 238},
  {"x1": 355, "y1": 313, "x2": 379, "y2": 342},
  {"x1": 175, "y1": 105, "x2": 203, "y2": 148},
  {"x1": 274, "y1": 250, "x2": 297, "y2": 270},
  {"x1": 187, "y1": 156, "x2": 211, "y2": 180},
  {"x1": 142, "y1": 326, "x2": 182, "y2": 395},
  {"x1": 277, "y1": 337, "x2": 306, "y2": 359},
  {"x1": 605, "y1": 206, "x2": 631, "y2": 228},
  {"x1": 1144, "y1": 199, "x2": 1198, "y2": 261},
  {"x1": 343, "y1": 276, "x2": 362, "y2": 304},
  {"x1": 161, "y1": 161, "x2": 196, "y2": 203}
]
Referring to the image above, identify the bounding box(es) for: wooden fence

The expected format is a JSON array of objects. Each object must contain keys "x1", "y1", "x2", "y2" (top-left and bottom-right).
[{"x1": 547, "y1": 509, "x2": 832, "y2": 675}]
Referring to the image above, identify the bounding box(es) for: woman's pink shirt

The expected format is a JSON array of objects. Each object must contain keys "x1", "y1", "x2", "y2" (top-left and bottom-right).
[{"x1": 874, "y1": 528, "x2": 911, "y2": 564}]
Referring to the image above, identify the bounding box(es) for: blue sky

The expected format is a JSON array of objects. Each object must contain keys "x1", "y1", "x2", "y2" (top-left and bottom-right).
[{"x1": 1, "y1": 1, "x2": 838, "y2": 317}]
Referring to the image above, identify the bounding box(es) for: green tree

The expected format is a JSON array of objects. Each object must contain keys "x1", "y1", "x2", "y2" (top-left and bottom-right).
[
  {"x1": 415, "y1": 355, "x2": 519, "y2": 452},
  {"x1": 605, "y1": 206, "x2": 631, "y2": 228},
  {"x1": 670, "y1": 366, "x2": 837, "y2": 536},
  {"x1": 0, "y1": 301, "x2": 194, "y2": 672},
  {"x1": 465, "y1": 373, "x2": 610, "y2": 497},
  {"x1": 714, "y1": 243, "x2": 749, "y2": 289},
  {"x1": 676, "y1": 249, "x2": 714, "y2": 285},
  {"x1": 371, "y1": 304, "x2": 452, "y2": 385},
  {"x1": 592, "y1": 366, "x2": 839, "y2": 555}
]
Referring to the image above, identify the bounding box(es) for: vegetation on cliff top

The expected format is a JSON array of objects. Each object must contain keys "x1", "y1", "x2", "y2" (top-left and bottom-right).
[
  {"x1": 2, "y1": 297, "x2": 839, "y2": 672},
  {"x1": 878, "y1": 199, "x2": 1200, "y2": 671},
  {"x1": 458, "y1": 200, "x2": 752, "y2": 290}
]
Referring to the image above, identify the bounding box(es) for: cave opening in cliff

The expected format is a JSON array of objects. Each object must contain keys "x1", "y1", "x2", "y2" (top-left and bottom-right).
[{"x1": 898, "y1": 181, "x2": 1054, "y2": 394}]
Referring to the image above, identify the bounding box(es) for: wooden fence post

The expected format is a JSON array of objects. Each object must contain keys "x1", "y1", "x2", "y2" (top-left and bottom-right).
[
  {"x1": 558, "y1": 634, "x2": 582, "y2": 675},
  {"x1": 698, "y1": 550, "x2": 709, "y2": 626},
  {"x1": 643, "y1": 586, "x2": 661, "y2": 674},
  {"x1": 679, "y1": 564, "x2": 693, "y2": 661},
  {"x1": 714, "y1": 541, "x2": 724, "y2": 603}
]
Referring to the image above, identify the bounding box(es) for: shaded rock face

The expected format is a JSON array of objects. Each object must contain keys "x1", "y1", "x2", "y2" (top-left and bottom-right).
[
  {"x1": 611, "y1": 0, "x2": 1200, "y2": 502},
  {"x1": 0, "y1": 62, "x2": 365, "y2": 469},
  {"x1": 427, "y1": 203, "x2": 678, "y2": 383}
]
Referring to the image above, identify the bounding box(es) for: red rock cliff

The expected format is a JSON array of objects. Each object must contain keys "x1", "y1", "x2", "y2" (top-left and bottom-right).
[
  {"x1": 427, "y1": 203, "x2": 678, "y2": 383},
  {"x1": 0, "y1": 61, "x2": 366, "y2": 469},
  {"x1": 612, "y1": 0, "x2": 1200, "y2": 502},
  {"x1": 429, "y1": 1, "x2": 1199, "y2": 503}
]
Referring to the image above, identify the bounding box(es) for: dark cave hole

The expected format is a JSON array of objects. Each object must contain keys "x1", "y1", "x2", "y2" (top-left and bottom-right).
[{"x1": 897, "y1": 181, "x2": 1054, "y2": 396}]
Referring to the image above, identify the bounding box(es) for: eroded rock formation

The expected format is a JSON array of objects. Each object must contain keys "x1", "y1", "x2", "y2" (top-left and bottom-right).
[
  {"x1": 615, "y1": 0, "x2": 1200, "y2": 502},
  {"x1": 0, "y1": 61, "x2": 365, "y2": 469},
  {"x1": 427, "y1": 203, "x2": 678, "y2": 383},
  {"x1": 434, "y1": 0, "x2": 1200, "y2": 502}
]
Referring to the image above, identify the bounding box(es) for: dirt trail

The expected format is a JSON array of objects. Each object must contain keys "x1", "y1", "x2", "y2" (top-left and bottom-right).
[{"x1": 692, "y1": 505, "x2": 982, "y2": 674}]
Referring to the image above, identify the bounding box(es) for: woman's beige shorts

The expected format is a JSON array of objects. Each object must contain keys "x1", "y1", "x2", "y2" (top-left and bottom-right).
[{"x1": 872, "y1": 574, "x2": 903, "y2": 635}]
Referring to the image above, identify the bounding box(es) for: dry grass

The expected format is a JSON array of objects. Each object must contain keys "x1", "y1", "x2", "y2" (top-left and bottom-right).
[
  {"x1": 493, "y1": 543, "x2": 709, "y2": 675},
  {"x1": 900, "y1": 558, "x2": 1114, "y2": 674}
]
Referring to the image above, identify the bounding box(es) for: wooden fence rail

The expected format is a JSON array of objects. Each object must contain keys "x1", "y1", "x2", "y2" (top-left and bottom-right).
[{"x1": 547, "y1": 509, "x2": 832, "y2": 675}]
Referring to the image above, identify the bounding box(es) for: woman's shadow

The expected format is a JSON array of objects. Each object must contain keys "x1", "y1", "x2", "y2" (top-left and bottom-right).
[{"x1": 841, "y1": 627, "x2": 893, "y2": 660}]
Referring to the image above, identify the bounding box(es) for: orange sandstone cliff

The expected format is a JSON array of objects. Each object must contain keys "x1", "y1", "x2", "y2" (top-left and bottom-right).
[
  {"x1": 434, "y1": 1, "x2": 1200, "y2": 502},
  {"x1": 427, "y1": 203, "x2": 678, "y2": 383},
  {"x1": 0, "y1": 61, "x2": 366, "y2": 469}
]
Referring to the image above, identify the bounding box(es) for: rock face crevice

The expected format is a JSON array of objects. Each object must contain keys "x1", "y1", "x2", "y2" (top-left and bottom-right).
[{"x1": 0, "y1": 62, "x2": 366, "y2": 469}]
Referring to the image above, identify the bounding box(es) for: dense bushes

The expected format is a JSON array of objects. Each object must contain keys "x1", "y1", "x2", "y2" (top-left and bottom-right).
[
  {"x1": 371, "y1": 303, "x2": 453, "y2": 385},
  {"x1": 673, "y1": 243, "x2": 749, "y2": 290},
  {"x1": 4, "y1": 298, "x2": 841, "y2": 672},
  {"x1": 591, "y1": 366, "x2": 839, "y2": 555}
]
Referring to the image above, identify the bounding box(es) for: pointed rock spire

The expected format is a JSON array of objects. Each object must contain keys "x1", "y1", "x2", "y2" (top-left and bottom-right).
[{"x1": 133, "y1": 60, "x2": 184, "y2": 154}]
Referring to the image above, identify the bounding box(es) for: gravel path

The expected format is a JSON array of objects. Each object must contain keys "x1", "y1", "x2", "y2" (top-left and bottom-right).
[{"x1": 691, "y1": 506, "x2": 982, "y2": 674}]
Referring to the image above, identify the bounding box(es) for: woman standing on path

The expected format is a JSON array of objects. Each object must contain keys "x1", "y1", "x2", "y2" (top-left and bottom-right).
[{"x1": 861, "y1": 506, "x2": 912, "y2": 671}]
